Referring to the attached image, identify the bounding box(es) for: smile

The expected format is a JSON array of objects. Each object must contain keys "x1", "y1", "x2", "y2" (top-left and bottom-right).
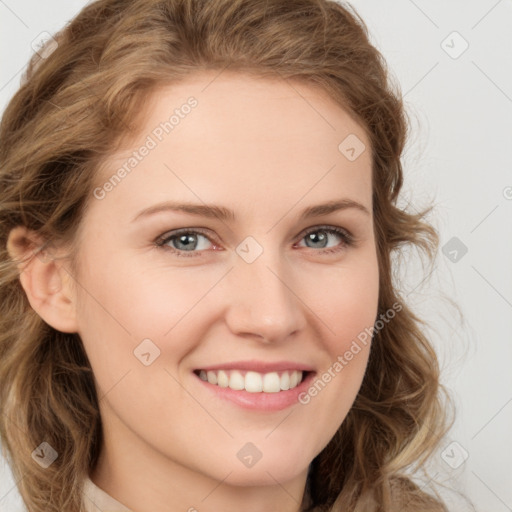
[{"x1": 194, "y1": 369, "x2": 306, "y2": 393}]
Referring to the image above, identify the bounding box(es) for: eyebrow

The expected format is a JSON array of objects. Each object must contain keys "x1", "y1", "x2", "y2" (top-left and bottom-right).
[{"x1": 131, "y1": 198, "x2": 370, "y2": 223}]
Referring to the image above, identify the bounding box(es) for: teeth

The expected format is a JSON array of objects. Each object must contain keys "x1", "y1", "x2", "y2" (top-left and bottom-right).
[
  {"x1": 217, "y1": 370, "x2": 229, "y2": 388},
  {"x1": 229, "y1": 370, "x2": 245, "y2": 390},
  {"x1": 263, "y1": 372, "x2": 280, "y2": 393},
  {"x1": 197, "y1": 369, "x2": 304, "y2": 393},
  {"x1": 280, "y1": 371, "x2": 290, "y2": 390},
  {"x1": 245, "y1": 371, "x2": 263, "y2": 392},
  {"x1": 206, "y1": 370, "x2": 217, "y2": 385},
  {"x1": 290, "y1": 370, "x2": 299, "y2": 388}
]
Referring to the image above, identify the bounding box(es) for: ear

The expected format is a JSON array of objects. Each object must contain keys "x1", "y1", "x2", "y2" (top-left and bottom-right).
[{"x1": 6, "y1": 226, "x2": 79, "y2": 333}]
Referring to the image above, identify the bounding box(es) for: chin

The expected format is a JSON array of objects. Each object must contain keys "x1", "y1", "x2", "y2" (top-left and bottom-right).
[{"x1": 217, "y1": 457, "x2": 310, "y2": 487}]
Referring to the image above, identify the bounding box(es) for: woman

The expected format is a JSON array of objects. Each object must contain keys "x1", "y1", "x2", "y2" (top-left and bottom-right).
[{"x1": 0, "y1": 0, "x2": 454, "y2": 510}]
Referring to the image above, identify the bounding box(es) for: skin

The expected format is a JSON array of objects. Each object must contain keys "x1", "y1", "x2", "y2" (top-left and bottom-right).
[{"x1": 8, "y1": 71, "x2": 379, "y2": 512}]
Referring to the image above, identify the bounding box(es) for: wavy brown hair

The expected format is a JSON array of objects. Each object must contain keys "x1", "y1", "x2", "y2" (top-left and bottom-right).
[{"x1": 0, "y1": 0, "x2": 455, "y2": 510}]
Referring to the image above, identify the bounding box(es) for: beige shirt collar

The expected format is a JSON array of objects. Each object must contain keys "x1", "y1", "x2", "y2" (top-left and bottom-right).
[{"x1": 82, "y1": 477, "x2": 133, "y2": 512}]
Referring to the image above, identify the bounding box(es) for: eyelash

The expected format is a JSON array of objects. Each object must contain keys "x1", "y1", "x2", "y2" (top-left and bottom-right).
[{"x1": 154, "y1": 225, "x2": 356, "y2": 258}]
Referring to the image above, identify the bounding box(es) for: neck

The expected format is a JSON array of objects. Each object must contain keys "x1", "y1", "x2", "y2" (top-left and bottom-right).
[{"x1": 90, "y1": 407, "x2": 309, "y2": 512}]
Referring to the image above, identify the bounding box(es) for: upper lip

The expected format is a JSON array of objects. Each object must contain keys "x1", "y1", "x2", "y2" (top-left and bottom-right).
[{"x1": 195, "y1": 360, "x2": 315, "y2": 373}]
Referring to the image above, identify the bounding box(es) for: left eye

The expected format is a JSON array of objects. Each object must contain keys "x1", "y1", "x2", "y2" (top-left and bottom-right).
[{"x1": 297, "y1": 226, "x2": 353, "y2": 252}]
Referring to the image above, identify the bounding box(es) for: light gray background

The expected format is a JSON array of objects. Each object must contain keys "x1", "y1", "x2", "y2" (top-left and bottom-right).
[{"x1": 1, "y1": 1, "x2": 511, "y2": 511}]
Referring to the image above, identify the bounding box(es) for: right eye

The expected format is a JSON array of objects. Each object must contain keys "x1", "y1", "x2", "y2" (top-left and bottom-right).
[{"x1": 155, "y1": 228, "x2": 219, "y2": 258}]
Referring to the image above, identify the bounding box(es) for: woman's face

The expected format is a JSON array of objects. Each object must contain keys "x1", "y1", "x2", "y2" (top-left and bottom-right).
[{"x1": 72, "y1": 71, "x2": 379, "y2": 492}]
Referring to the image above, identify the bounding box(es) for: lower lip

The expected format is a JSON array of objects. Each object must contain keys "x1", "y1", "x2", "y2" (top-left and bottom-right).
[{"x1": 193, "y1": 371, "x2": 316, "y2": 411}]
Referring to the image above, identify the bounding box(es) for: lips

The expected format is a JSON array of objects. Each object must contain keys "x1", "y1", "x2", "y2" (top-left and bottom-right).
[{"x1": 192, "y1": 361, "x2": 316, "y2": 411}]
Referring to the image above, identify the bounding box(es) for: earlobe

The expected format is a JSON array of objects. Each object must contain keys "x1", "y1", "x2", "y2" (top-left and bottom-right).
[{"x1": 6, "y1": 226, "x2": 79, "y2": 333}]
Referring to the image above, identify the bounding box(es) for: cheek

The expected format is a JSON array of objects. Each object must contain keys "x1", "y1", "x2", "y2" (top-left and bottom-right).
[
  {"x1": 306, "y1": 251, "x2": 380, "y2": 356},
  {"x1": 76, "y1": 248, "x2": 206, "y2": 339},
  {"x1": 328, "y1": 270, "x2": 379, "y2": 354},
  {"x1": 294, "y1": 253, "x2": 379, "y2": 447},
  {"x1": 73, "y1": 248, "x2": 229, "y2": 404}
]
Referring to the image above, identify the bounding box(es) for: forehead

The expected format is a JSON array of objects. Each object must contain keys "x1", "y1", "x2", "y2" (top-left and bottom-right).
[
  {"x1": 92, "y1": 70, "x2": 372, "y2": 220},
  {"x1": 138, "y1": 70, "x2": 370, "y2": 156}
]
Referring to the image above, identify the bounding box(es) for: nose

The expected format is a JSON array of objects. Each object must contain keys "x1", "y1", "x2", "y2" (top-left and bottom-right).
[{"x1": 223, "y1": 250, "x2": 307, "y2": 344}]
